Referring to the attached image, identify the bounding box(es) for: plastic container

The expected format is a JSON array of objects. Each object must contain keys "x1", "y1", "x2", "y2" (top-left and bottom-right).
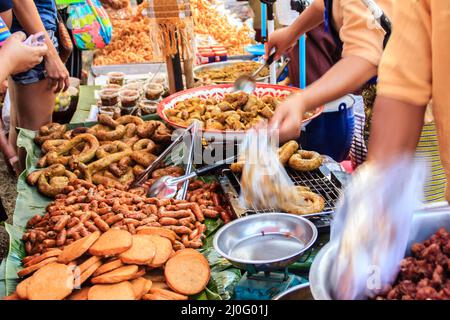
[
  {"x1": 99, "y1": 88, "x2": 119, "y2": 107},
  {"x1": 107, "y1": 72, "x2": 125, "y2": 86},
  {"x1": 119, "y1": 89, "x2": 140, "y2": 109},
  {"x1": 144, "y1": 83, "x2": 164, "y2": 101},
  {"x1": 139, "y1": 100, "x2": 158, "y2": 115},
  {"x1": 101, "y1": 83, "x2": 122, "y2": 91},
  {"x1": 122, "y1": 82, "x2": 144, "y2": 97},
  {"x1": 99, "y1": 105, "x2": 120, "y2": 118}
]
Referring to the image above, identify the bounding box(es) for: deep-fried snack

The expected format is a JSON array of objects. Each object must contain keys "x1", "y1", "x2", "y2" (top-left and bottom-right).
[
  {"x1": 91, "y1": 265, "x2": 139, "y2": 284},
  {"x1": 88, "y1": 123, "x2": 126, "y2": 141},
  {"x1": 136, "y1": 121, "x2": 158, "y2": 139},
  {"x1": 16, "y1": 276, "x2": 32, "y2": 299},
  {"x1": 23, "y1": 249, "x2": 62, "y2": 268},
  {"x1": 41, "y1": 139, "x2": 66, "y2": 153},
  {"x1": 136, "y1": 227, "x2": 178, "y2": 244},
  {"x1": 66, "y1": 286, "x2": 90, "y2": 300},
  {"x1": 78, "y1": 256, "x2": 102, "y2": 274},
  {"x1": 87, "y1": 150, "x2": 133, "y2": 175},
  {"x1": 119, "y1": 234, "x2": 156, "y2": 265},
  {"x1": 95, "y1": 141, "x2": 131, "y2": 159},
  {"x1": 17, "y1": 256, "x2": 59, "y2": 278},
  {"x1": 278, "y1": 141, "x2": 299, "y2": 166},
  {"x1": 130, "y1": 150, "x2": 157, "y2": 167},
  {"x1": 288, "y1": 150, "x2": 323, "y2": 172},
  {"x1": 88, "y1": 281, "x2": 135, "y2": 300},
  {"x1": 145, "y1": 235, "x2": 172, "y2": 267},
  {"x1": 116, "y1": 115, "x2": 145, "y2": 126},
  {"x1": 164, "y1": 251, "x2": 210, "y2": 295},
  {"x1": 76, "y1": 260, "x2": 103, "y2": 286},
  {"x1": 93, "y1": 259, "x2": 124, "y2": 277},
  {"x1": 133, "y1": 139, "x2": 157, "y2": 153},
  {"x1": 57, "y1": 231, "x2": 101, "y2": 264},
  {"x1": 89, "y1": 229, "x2": 132, "y2": 256},
  {"x1": 131, "y1": 277, "x2": 152, "y2": 299},
  {"x1": 147, "y1": 287, "x2": 188, "y2": 300},
  {"x1": 27, "y1": 263, "x2": 74, "y2": 300},
  {"x1": 280, "y1": 187, "x2": 325, "y2": 215},
  {"x1": 37, "y1": 164, "x2": 77, "y2": 198},
  {"x1": 34, "y1": 123, "x2": 67, "y2": 145},
  {"x1": 196, "y1": 61, "x2": 268, "y2": 83}
]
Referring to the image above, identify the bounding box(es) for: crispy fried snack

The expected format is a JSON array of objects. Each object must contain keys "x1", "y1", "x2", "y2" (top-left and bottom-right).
[
  {"x1": 88, "y1": 281, "x2": 136, "y2": 300},
  {"x1": 66, "y1": 286, "x2": 91, "y2": 300},
  {"x1": 89, "y1": 229, "x2": 132, "y2": 256},
  {"x1": 280, "y1": 187, "x2": 325, "y2": 215},
  {"x1": 57, "y1": 231, "x2": 101, "y2": 264},
  {"x1": 34, "y1": 123, "x2": 67, "y2": 145},
  {"x1": 131, "y1": 277, "x2": 152, "y2": 300},
  {"x1": 93, "y1": 259, "x2": 124, "y2": 277},
  {"x1": 27, "y1": 263, "x2": 74, "y2": 300},
  {"x1": 37, "y1": 164, "x2": 77, "y2": 198},
  {"x1": 119, "y1": 234, "x2": 156, "y2": 265},
  {"x1": 288, "y1": 150, "x2": 323, "y2": 172},
  {"x1": 91, "y1": 265, "x2": 139, "y2": 284},
  {"x1": 96, "y1": 141, "x2": 131, "y2": 159},
  {"x1": 145, "y1": 235, "x2": 172, "y2": 267}
]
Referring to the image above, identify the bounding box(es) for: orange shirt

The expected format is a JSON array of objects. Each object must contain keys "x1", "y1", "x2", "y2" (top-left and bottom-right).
[
  {"x1": 377, "y1": 0, "x2": 450, "y2": 201},
  {"x1": 311, "y1": 0, "x2": 393, "y2": 66}
]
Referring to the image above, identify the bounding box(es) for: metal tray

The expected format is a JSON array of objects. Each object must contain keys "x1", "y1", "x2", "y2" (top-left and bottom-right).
[
  {"x1": 309, "y1": 207, "x2": 450, "y2": 300},
  {"x1": 193, "y1": 60, "x2": 269, "y2": 84},
  {"x1": 91, "y1": 62, "x2": 166, "y2": 77}
]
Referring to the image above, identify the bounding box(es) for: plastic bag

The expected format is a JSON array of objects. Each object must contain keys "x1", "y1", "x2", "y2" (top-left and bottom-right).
[
  {"x1": 68, "y1": 0, "x2": 113, "y2": 50},
  {"x1": 239, "y1": 127, "x2": 300, "y2": 210},
  {"x1": 328, "y1": 158, "x2": 427, "y2": 300}
]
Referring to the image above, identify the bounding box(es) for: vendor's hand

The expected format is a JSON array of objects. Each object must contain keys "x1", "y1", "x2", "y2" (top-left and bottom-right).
[
  {"x1": 269, "y1": 94, "x2": 306, "y2": 143},
  {"x1": 44, "y1": 52, "x2": 70, "y2": 93},
  {"x1": 2, "y1": 32, "x2": 48, "y2": 75},
  {"x1": 265, "y1": 26, "x2": 297, "y2": 61}
]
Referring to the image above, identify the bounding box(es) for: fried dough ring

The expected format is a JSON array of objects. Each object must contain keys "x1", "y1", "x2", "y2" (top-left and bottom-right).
[
  {"x1": 62, "y1": 127, "x2": 89, "y2": 140},
  {"x1": 281, "y1": 188, "x2": 325, "y2": 215},
  {"x1": 89, "y1": 124, "x2": 126, "y2": 141},
  {"x1": 92, "y1": 171, "x2": 126, "y2": 190},
  {"x1": 131, "y1": 151, "x2": 157, "y2": 167},
  {"x1": 34, "y1": 123, "x2": 67, "y2": 145},
  {"x1": 278, "y1": 141, "x2": 299, "y2": 166},
  {"x1": 41, "y1": 139, "x2": 66, "y2": 154},
  {"x1": 96, "y1": 141, "x2": 131, "y2": 159},
  {"x1": 152, "y1": 123, "x2": 172, "y2": 143},
  {"x1": 133, "y1": 164, "x2": 145, "y2": 176},
  {"x1": 137, "y1": 121, "x2": 158, "y2": 139},
  {"x1": 37, "y1": 164, "x2": 77, "y2": 198},
  {"x1": 40, "y1": 134, "x2": 99, "y2": 168},
  {"x1": 109, "y1": 157, "x2": 133, "y2": 177},
  {"x1": 124, "y1": 123, "x2": 137, "y2": 138},
  {"x1": 288, "y1": 150, "x2": 323, "y2": 172},
  {"x1": 87, "y1": 150, "x2": 133, "y2": 175},
  {"x1": 133, "y1": 139, "x2": 157, "y2": 153},
  {"x1": 98, "y1": 114, "x2": 120, "y2": 128},
  {"x1": 117, "y1": 115, "x2": 145, "y2": 126}
]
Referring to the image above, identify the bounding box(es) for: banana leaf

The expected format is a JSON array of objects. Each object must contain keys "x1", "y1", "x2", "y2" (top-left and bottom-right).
[{"x1": 1, "y1": 116, "x2": 243, "y2": 299}]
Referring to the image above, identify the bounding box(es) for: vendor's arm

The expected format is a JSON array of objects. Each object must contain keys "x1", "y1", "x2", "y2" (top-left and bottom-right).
[
  {"x1": 266, "y1": 0, "x2": 324, "y2": 60},
  {"x1": 0, "y1": 32, "x2": 48, "y2": 82},
  {"x1": 12, "y1": 0, "x2": 69, "y2": 92},
  {"x1": 368, "y1": 0, "x2": 431, "y2": 165},
  {"x1": 270, "y1": 0, "x2": 387, "y2": 141}
]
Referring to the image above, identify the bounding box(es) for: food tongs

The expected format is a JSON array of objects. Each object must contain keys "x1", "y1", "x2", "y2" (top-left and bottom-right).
[{"x1": 129, "y1": 121, "x2": 200, "y2": 200}]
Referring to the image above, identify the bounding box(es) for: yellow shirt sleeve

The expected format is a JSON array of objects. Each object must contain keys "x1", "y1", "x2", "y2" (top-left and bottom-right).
[
  {"x1": 377, "y1": 0, "x2": 432, "y2": 106},
  {"x1": 339, "y1": 0, "x2": 386, "y2": 66}
]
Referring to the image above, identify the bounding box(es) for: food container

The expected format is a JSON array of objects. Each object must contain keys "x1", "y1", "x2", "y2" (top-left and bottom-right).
[
  {"x1": 101, "y1": 83, "x2": 122, "y2": 91},
  {"x1": 309, "y1": 207, "x2": 450, "y2": 300},
  {"x1": 213, "y1": 213, "x2": 318, "y2": 272},
  {"x1": 107, "y1": 71, "x2": 125, "y2": 86},
  {"x1": 99, "y1": 88, "x2": 119, "y2": 107},
  {"x1": 99, "y1": 105, "x2": 120, "y2": 118},
  {"x1": 139, "y1": 100, "x2": 158, "y2": 115},
  {"x1": 119, "y1": 89, "x2": 140, "y2": 109},
  {"x1": 122, "y1": 82, "x2": 144, "y2": 97},
  {"x1": 272, "y1": 284, "x2": 314, "y2": 300},
  {"x1": 144, "y1": 83, "x2": 164, "y2": 101}
]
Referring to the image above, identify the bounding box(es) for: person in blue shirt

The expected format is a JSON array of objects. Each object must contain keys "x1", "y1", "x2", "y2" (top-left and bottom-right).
[{"x1": 8, "y1": 0, "x2": 69, "y2": 172}]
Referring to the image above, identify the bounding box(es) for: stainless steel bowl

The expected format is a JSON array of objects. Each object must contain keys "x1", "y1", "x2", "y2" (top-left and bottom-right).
[
  {"x1": 272, "y1": 284, "x2": 314, "y2": 300},
  {"x1": 193, "y1": 60, "x2": 270, "y2": 84},
  {"x1": 213, "y1": 213, "x2": 318, "y2": 272}
]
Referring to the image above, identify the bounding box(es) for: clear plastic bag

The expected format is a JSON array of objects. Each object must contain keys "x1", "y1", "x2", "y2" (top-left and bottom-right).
[
  {"x1": 328, "y1": 158, "x2": 427, "y2": 300},
  {"x1": 239, "y1": 127, "x2": 300, "y2": 210}
]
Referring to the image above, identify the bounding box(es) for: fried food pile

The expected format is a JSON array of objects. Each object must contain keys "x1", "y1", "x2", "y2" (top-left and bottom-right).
[
  {"x1": 28, "y1": 115, "x2": 172, "y2": 197},
  {"x1": 22, "y1": 179, "x2": 219, "y2": 258},
  {"x1": 165, "y1": 92, "x2": 282, "y2": 131},
  {"x1": 93, "y1": 14, "x2": 159, "y2": 65},
  {"x1": 196, "y1": 61, "x2": 269, "y2": 83},
  {"x1": 8, "y1": 223, "x2": 210, "y2": 300},
  {"x1": 234, "y1": 140, "x2": 325, "y2": 215},
  {"x1": 376, "y1": 228, "x2": 450, "y2": 300},
  {"x1": 191, "y1": 0, "x2": 255, "y2": 56}
]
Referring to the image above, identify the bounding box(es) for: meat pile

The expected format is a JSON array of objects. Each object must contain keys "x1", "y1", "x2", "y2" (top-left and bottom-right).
[{"x1": 376, "y1": 228, "x2": 450, "y2": 300}]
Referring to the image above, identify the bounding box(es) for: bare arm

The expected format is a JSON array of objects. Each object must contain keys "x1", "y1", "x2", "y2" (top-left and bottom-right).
[{"x1": 367, "y1": 96, "x2": 426, "y2": 165}]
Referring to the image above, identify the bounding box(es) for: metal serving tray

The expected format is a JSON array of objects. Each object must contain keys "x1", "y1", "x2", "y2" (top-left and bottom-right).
[{"x1": 193, "y1": 60, "x2": 270, "y2": 84}]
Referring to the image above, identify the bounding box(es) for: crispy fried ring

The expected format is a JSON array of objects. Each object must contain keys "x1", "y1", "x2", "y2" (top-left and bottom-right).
[
  {"x1": 87, "y1": 150, "x2": 133, "y2": 175},
  {"x1": 137, "y1": 121, "x2": 158, "y2": 139},
  {"x1": 96, "y1": 141, "x2": 131, "y2": 159},
  {"x1": 89, "y1": 124, "x2": 126, "y2": 141},
  {"x1": 98, "y1": 114, "x2": 120, "y2": 128},
  {"x1": 37, "y1": 164, "x2": 77, "y2": 198},
  {"x1": 92, "y1": 171, "x2": 126, "y2": 190},
  {"x1": 278, "y1": 141, "x2": 299, "y2": 166},
  {"x1": 41, "y1": 139, "x2": 66, "y2": 154},
  {"x1": 133, "y1": 139, "x2": 157, "y2": 153},
  {"x1": 131, "y1": 151, "x2": 157, "y2": 167},
  {"x1": 124, "y1": 123, "x2": 137, "y2": 138},
  {"x1": 288, "y1": 150, "x2": 323, "y2": 172},
  {"x1": 281, "y1": 187, "x2": 325, "y2": 215},
  {"x1": 116, "y1": 115, "x2": 145, "y2": 126},
  {"x1": 34, "y1": 123, "x2": 67, "y2": 145}
]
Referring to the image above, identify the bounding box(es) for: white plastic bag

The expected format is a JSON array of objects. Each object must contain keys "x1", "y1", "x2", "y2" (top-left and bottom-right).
[
  {"x1": 239, "y1": 127, "x2": 299, "y2": 210},
  {"x1": 328, "y1": 158, "x2": 427, "y2": 299}
]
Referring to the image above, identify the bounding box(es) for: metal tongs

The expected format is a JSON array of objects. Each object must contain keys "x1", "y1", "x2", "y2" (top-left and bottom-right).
[
  {"x1": 129, "y1": 121, "x2": 198, "y2": 190},
  {"x1": 233, "y1": 52, "x2": 277, "y2": 94}
]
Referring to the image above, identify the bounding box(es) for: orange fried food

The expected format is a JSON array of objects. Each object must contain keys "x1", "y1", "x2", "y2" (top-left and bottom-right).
[
  {"x1": 145, "y1": 235, "x2": 172, "y2": 267},
  {"x1": 88, "y1": 281, "x2": 136, "y2": 300},
  {"x1": 91, "y1": 265, "x2": 139, "y2": 284},
  {"x1": 130, "y1": 277, "x2": 152, "y2": 300},
  {"x1": 27, "y1": 263, "x2": 74, "y2": 300},
  {"x1": 57, "y1": 231, "x2": 101, "y2": 264},
  {"x1": 66, "y1": 286, "x2": 91, "y2": 300},
  {"x1": 89, "y1": 229, "x2": 132, "y2": 256},
  {"x1": 119, "y1": 234, "x2": 156, "y2": 265},
  {"x1": 92, "y1": 259, "x2": 124, "y2": 277}
]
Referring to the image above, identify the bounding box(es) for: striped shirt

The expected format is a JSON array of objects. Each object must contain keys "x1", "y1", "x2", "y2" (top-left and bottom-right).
[{"x1": 0, "y1": 16, "x2": 11, "y2": 46}]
